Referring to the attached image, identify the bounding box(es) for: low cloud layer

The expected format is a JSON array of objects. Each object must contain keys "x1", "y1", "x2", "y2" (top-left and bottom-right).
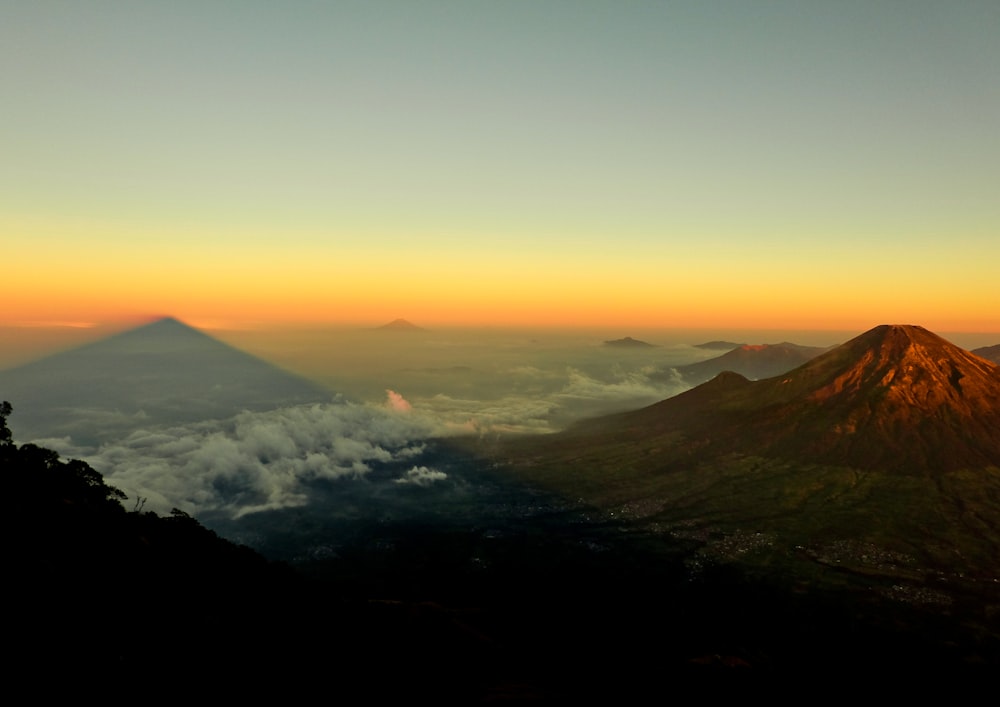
[
  {"x1": 49, "y1": 401, "x2": 445, "y2": 518},
  {"x1": 396, "y1": 465, "x2": 448, "y2": 486},
  {"x1": 405, "y1": 362, "x2": 690, "y2": 435},
  {"x1": 27, "y1": 335, "x2": 704, "y2": 519}
]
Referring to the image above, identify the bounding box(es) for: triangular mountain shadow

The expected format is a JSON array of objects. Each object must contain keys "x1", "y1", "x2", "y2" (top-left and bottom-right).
[{"x1": 0, "y1": 317, "x2": 333, "y2": 447}]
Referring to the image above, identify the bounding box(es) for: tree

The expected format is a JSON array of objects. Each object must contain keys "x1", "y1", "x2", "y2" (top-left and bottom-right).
[
  {"x1": 0, "y1": 400, "x2": 13, "y2": 446},
  {"x1": 1, "y1": 401, "x2": 127, "y2": 510}
]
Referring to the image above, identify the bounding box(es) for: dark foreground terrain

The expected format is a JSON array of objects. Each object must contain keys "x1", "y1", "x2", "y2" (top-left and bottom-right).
[{"x1": 6, "y1": 399, "x2": 998, "y2": 702}]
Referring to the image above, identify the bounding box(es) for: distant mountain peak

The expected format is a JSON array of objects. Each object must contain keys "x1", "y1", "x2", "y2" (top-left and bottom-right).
[
  {"x1": 850, "y1": 323, "x2": 935, "y2": 351},
  {"x1": 804, "y1": 324, "x2": 998, "y2": 410},
  {"x1": 604, "y1": 336, "x2": 653, "y2": 348},
  {"x1": 972, "y1": 343, "x2": 1000, "y2": 365},
  {"x1": 376, "y1": 319, "x2": 426, "y2": 331},
  {"x1": 674, "y1": 340, "x2": 827, "y2": 385},
  {"x1": 694, "y1": 341, "x2": 744, "y2": 350}
]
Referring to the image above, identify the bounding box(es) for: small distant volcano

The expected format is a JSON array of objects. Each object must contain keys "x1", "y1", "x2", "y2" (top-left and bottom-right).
[
  {"x1": 675, "y1": 341, "x2": 828, "y2": 384},
  {"x1": 972, "y1": 343, "x2": 1000, "y2": 365},
  {"x1": 604, "y1": 336, "x2": 653, "y2": 348},
  {"x1": 693, "y1": 341, "x2": 744, "y2": 351},
  {"x1": 375, "y1": 319, "x2": 426, "y2": 331}
]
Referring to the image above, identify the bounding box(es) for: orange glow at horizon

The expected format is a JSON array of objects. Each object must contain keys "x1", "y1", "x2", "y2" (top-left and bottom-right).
[
  {"x1": 6, "y1": 217, "x2": 999, "y2": 335},
  {"x1": 10, "y1": 275, "x2": 1000, "y2": 336},
  {"x1": 4, "y1": 4, "x2": 999, "y2": 344}
]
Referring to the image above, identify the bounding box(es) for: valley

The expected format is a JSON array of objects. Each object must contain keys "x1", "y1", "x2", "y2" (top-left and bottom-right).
[{"x1": 3, "y1": 319, "x2": 1000, "y2": 693}]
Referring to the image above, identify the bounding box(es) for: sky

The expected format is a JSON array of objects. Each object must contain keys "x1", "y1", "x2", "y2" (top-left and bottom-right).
[{"x1": 4, "y1": 1, "x2": 999, "y2": 336}]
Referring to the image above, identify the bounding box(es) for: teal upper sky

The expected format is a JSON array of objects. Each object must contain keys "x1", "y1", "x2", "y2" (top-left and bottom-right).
[{"x1": 3, "y1": 1, "x2": 999, "y2": 330}]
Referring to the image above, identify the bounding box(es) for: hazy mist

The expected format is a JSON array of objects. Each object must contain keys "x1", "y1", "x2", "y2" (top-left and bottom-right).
[
  {"x1": 2, "y1": 323, "x2": 731, "y2": 518},
  {"x1": 4, "y1": 322, "x2": 995, "y2": 525}
]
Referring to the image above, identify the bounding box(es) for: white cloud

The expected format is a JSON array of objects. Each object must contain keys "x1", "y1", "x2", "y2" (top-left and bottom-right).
[
  {"x1": 558, "y1": 364, "x2": 685, "y2": 403},
  {"x1": 83, "y1": 401, "x2": 437, "y2": 518},
  {"x1": 395, "y1": 466, "x2": 448, "y2": 486},
  {"x1": 385, "y1": 389, "x2": 412, "y2": 412},
  {"x1": 419, "y1": 394, "x2": 557, "y2": 435},
  {"x1": 31, "y1": 341, "x2": 703, "y2": 519},
  {"x1": 383, "y1": 361, "x2": 691, "y2": 439}
]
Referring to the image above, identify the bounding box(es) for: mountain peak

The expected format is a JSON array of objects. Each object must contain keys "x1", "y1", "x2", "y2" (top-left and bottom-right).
[
  {"x1": 604, "y1": 336, "x2": 653, "y2": 348},
  {"x1": 152, "y1": 315, "x2": 186, "y2": 327},
  {"x1": 583, "y1": 324, "x2": 1000, "y2": 474},
  {"x1": 738, "y1": 324, "x2": 1000, "y2": 471},
  {"x1": 852, "y1": 323, "x2": 938, "y2": 350},
  {"x1": 805, "y1": 324, "x2": 998, "y2": 410},
  {"x1": 376, "y1": 319, "x2": 425, "y2": 331}
]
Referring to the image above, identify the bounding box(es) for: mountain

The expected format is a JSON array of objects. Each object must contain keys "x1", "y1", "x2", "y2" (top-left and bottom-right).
[
  {"x1": 973, "y1": 343, "x2": 1000, "y2": 365},
  {"x1": 670, "y1": 341, "x2": 829, "y2": 385},
  {"x1": 693, "y1": 340, "x2": 744, "y2": 350},
  {"x1": 0, "y1": 317, "x2": 332, "y2": 446},
  {"x1": 604, "y1": 336, "x2": 654, "y2": 348},
  {"x1": 376, "y1": 318, "x2": 426, "y2": 331},
  {"x1": 493, "y1": 325, "x2": 1000, "y2": 582},
  {"x1": 566, "y1": 325, "x2": 1000, "y2": 474}
]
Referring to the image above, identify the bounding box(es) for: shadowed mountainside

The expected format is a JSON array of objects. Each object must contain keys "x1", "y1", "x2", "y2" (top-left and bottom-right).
[
  {"x1": 694, "y1": 340, "x2": 744, "y2": 350},
  {"x1": 973, "y1": 343, "x2": 1000, "y2": 365},
  {"x1": 666, "y1": 341, "x2": 829, "y2": 385},
  {"x1": 489, "y1": 324, "x2": 1000, "y2": 590},
  {"x1": 7, "y1": 320, "x2": 1000, "y2": 687}
]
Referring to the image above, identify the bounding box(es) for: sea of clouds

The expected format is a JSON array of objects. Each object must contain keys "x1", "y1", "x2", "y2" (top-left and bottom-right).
[{"x1": 34, "y1": 346, "x2": 699, "y2": 519}]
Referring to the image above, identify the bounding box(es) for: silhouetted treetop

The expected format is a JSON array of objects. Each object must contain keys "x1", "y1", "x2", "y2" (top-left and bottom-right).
[
  {"x1": 3, "y1": 399, "x2": 309, "y2": 687},
  {"x1": 0, "y1": 400, "x2": 12, "y2": 446}
]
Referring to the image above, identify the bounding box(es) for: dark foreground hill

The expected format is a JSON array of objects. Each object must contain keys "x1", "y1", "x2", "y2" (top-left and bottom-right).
[
  {"x1": 1, "y1": 401, "x2": 537, "y2": 700},
  {"x1": 8, "y1": 324, "x2": 1000, "y2": 694},
  {"x1": 3, "y1": 401, "x2": 294, "y2": 691},
  {"x1": 13, "y1": 385, "x2": 998, "y2": 700}
]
